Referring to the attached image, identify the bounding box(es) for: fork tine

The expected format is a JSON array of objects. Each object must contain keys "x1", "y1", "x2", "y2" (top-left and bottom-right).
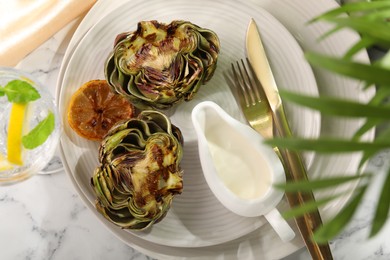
[
  {"x1": 231, "y1": 61, "x2": 251, "y2": 107},
  {"x1": 242, "y1": 58, "x2": 263, "y2": 104},
  {"x1": 231, "y1": 58, "x2": 274, "y2": 139},
  {"x1": 237, "y1": 60, "x2": 256, "y2": 106},
  {"x1": 232, "y1": 59, "x2": 265, "y2": 107}
]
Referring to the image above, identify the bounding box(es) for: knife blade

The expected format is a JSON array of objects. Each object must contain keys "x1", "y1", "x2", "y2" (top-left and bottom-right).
[{"x1": 245, "y1": 18, "x2": 333, "y2": 260}]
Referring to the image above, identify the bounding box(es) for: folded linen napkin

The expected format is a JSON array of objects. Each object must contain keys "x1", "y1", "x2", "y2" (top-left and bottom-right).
[{"x1": 0, "y1": 0, "x2": 96, "y2": 67}]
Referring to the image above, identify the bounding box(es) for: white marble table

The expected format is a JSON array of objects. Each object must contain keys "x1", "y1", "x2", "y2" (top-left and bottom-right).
[{"x1": 1, "y1": 2, "x2": 390, "y2": 260}]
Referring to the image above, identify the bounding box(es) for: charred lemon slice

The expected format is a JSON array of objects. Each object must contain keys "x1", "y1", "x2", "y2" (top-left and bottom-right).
[{"x1": 67, "y1": 80, "x2": 135, "y2": 141}]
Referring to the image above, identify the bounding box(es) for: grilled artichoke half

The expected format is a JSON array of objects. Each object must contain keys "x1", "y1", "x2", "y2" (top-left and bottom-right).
[
  {"x1": 105, "y1": 20, "x2": 220, "y2": 110},
  {"x1": 91, "y1": 110, "x2": 184, "y2": 230}
]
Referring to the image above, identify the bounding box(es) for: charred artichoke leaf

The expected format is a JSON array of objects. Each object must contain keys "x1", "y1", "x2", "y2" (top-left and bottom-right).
[
  {"x1": 91, "y1": 110, "x2": 183, "y2": 230},
  {"x1": 104, "y1": 20, "x2": 220, "y2": 110}
]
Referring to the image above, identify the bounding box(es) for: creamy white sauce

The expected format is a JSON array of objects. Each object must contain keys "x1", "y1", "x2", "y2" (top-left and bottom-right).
[{"x1": 205, "y1": 120, "x2": 271, "y2": 200}]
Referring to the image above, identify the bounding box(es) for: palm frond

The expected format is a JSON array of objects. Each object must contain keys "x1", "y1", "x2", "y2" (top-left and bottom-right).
[
  {"x1": 327, "y1": 17, "x2": 390, "y2": 46},
  {"x1": 265, "y1": 137, "x2": 390, "y2": 153},
  {"x1": 313, "y1": 185, "x2": 368, "y2": 244},
  {"x1": 275, "y1": 174, "x2": 372, "y2": 192},
  {"x1": 353, "y1": 87, "x2": 390, "y2": 140},
  {"x1": 280, "y1": 89, "x2": 390, "y2": 118},
  {"x1": 344, "y1": 37, "x2": 376, "y2": 59},
  {"x1": 305, "y1": 52, "x2": 390, "y2": 86},
  {"x1": 309, "y1": 1, "x2": 390, "y2": 22},
  {"x1": 359, "y1": 127, "x2": 390, "y2": 168},
  {"x1": 378, "y1": 51, "x2": 390, "y2": 68},
  {"x1": 282, "y1": 193, "x2": 347, "y2": 219},
  {"x1": 370, "y1": 166, "x2": 390, "y2": 237},
  {"x1": 271, "y1": 0, "x2": 390, "y2": 243}
]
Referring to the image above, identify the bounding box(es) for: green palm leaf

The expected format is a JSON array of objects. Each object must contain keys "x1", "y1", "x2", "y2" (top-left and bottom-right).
[
  {"x1": 327, "y1": 17, "x2": 390, "y2": 46},
  {"x1": 313, "y1": 186, "x2": 367, "y2": 244},
  {"x1": 344, "y1": 37, "x2": 376, "y2": 59},
  {"x1": 359, "y1": 127, "x2": 390, "y2": 169},
  {"x1": 305, "y1": 52, "x2": 390, "y2": 86},
  {"x1": 265, "y1": 137, "x2": 390, "y2": 153},
  {"x1": 353, "y1": 87, "x2": 390, "y2": 140},
  {"x1": 310, "y1": 1, "x2": 390, "y2": 21},
  {"x1": 352, "y1": 119, "x2": 378, "y2": 141},
  {"x1": 275, "y1": 174, "x2": 372, "y2": 192},
  {"x1": 282, "y1": 185, "x2": 368, "y2": 220},
  {"x1": 282, "y1": 193, "x2": 344, "y2": 219},
  {"x1": 280, "y1": 89, "x2": 390, "y2": 118},
  {"x1": 378, "y1": 51, "x2": 390, "y2": 68},
  {"x1": 370, "y1": 166, "x2": 390, "y2": 237},
  {"x1": 364, "y1": 9, "x2": 390, "y2": 21}
]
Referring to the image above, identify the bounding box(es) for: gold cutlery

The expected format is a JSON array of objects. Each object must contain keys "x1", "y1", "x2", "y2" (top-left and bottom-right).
[{"x1": 229, "y1": 18, "x2": 333, "y2": 260}]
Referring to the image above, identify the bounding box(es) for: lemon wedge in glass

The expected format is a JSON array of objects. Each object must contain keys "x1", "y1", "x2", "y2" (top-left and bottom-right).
[{"x1": 7, "y1": 103, "x2": 27, "y2": 165}]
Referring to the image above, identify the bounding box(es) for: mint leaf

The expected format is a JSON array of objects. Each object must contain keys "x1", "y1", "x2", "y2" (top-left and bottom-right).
[
  {"x1": 5, "y1": 79, "x2": 40, "y2": 103},
  {"x1": 22, "y1": 111, "x2": 55, "y2": 149},
  {"x1": 0, "y1": 87, "x2": 4, "y2": 96}
]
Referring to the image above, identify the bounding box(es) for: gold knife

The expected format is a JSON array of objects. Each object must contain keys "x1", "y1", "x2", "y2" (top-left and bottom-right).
[{"x1": 245, "y1": 18, "x2": 333, "y2": 260}]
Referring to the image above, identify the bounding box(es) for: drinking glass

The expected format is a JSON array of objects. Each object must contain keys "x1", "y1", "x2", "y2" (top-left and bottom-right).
[{"x1": 0, "y1": 67, "x2": 61, "y2": 184}]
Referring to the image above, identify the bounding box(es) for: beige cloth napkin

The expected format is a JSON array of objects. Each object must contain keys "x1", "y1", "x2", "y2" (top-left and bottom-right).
[{"x1": 0, "y1": 0, "x2": 97, "y2": 67}]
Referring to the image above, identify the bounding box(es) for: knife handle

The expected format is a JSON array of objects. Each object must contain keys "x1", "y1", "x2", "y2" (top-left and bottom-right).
[
  {"x1": 283, "y1": 149, "x2": 333, "y2": 260},
  {"x1": 274, "y1": 106, "x2": 334, "y2": 260}
]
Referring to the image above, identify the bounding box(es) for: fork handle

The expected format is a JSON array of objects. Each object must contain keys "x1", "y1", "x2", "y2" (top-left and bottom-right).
[{"x1": 274, "y1": 106, "x2": 334, "y2": 260}]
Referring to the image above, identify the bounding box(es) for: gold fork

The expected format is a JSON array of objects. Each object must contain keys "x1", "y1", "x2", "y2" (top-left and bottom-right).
[
  {"x1": 231, "y1": 58, "x2": 333, "y2": 260},
  {"x1": 231, "y1": 59, "x2": 274, "y2": 141}
]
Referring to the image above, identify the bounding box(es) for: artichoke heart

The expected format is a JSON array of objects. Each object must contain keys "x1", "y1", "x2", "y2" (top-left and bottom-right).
[
  {"x1": 105, "y1": 20, "x2": 220, "y2": 109},
  {"x1": 91, "y1": 110, "x2": 184, "y2": 230}
]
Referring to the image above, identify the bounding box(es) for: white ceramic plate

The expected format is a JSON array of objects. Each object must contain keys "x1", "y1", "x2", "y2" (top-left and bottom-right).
[
  {"x1": 58, "y1": 0, "x2": 319, "y2": 248},
  {"x1": 57, "y1": 0, "x2": 374, "y2": 258}
]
